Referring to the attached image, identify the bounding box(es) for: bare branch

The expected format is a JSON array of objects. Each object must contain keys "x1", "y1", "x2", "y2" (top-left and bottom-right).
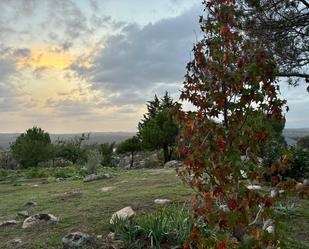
[{"x1": 277, "y1": 72, "x2": 309, "y2": 79}]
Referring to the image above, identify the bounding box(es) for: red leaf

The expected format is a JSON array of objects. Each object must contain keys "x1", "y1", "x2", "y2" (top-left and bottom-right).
[
  {"x1": 188, "y1": 119, "x2": 195, "y2": 131},
  {"x1": 216, "y1": 98, "x2": 225, "y2": 107},
  {"x1": 218, "y1": 241, "x2": 227, "y2": 249},
  {"x1": 217, "y1": 138, "x2": 226, "y2": 150},
  {"x1": 220, "y1": 26, "x2": 231, "y2": 36},
  {"x1": 223, "y1": 53, "x2": 229, "y2": 63},
  {"x1": 228, "y1": 198, "x2": 238, "y2": 211}
]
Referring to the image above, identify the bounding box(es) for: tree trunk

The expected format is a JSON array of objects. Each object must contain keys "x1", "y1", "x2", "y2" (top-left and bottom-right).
[
  {"x1": 130, "y1": 152, "x2": 134, "y2": 168},
  {"x1": 163, "y1": 145, "x2": 169, "y2": 163}
]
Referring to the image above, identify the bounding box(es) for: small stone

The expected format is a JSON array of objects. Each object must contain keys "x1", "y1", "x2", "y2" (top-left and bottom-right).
[
  {"x1": 247, "y1": 185, "x2": 262, "y2": 190},
  {"x1": 83, "y1": 173, "x2": 112, "y2": 183},
  {"x1": 33, "y1": 184, "x2": 39, "y2": 187},
  {"x1": 62, "y1": 232, "x2": 96, "y2": 248},
  {"x1": 164, "y1": 160, "x2": 184, "y2": 168},
  {"x1": 110, "y1": 206, "x2": 136, "y2": 224},
  {"x1": 98, "y1": 187, "x2": 115, "y2": 192},
  {"x1": 0, "y1": 220, "x2": 19, "y2": 227},
  {"x1": 6, "y1": 239, "x2": 22, "y2": 248},
  {"x1": 22, "y1": 213, "x2": 59, "y2": 229},
  {"x1": 107, "y1": 232, "x2": 115, "y2": 241},
  {"x1": 154, "y1": 199, "x2": 171, "y2": 205},
  {"x1": 56, "y1": 177, "x2": 64, "y2": 182},
  {"x1": 54, "y1": 191, "x2": 82, "y2": 200},
  {"x1": 219, "y1": 205, "x2": 230, "y2": 212},
  {"x1": 303, "y1": 179, "x2": 309, "y2": 187},
  {"x1": 24, "y1": 201, "x2": 37, "y2": 207},
  {"x1": 270, "y1": 189, "x2": 279, "y2": 198},
  {"x1": 263, "y1": 218, "x2": 275, "y2": 234},
  {"x1": 266, "y1": 225, "x2": 275, "y2": 234},
  {"x1": 96, "y1": 235, "x2": 103, "y2": 239},
  {"x1": 17, "y1": 211, "x2": 29, "y2": 218},
  {"x1": 295, "y1": 182, "x2": 304, "y2": 190}
]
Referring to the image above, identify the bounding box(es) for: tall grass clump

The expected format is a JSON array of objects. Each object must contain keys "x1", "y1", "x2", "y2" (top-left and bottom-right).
[{"x1": 111, "y1": 204, "x2": 207, "y2": 248}]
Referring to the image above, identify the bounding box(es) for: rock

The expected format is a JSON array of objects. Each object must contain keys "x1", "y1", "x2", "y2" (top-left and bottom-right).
[
  {"x1": 83, "y1": 173, "x2": 112, "y2": 182},
  {"x1": 17, "y1": 211, "x2": 29, "y2": 218},
  {"x1": 6, "y1": 239, "x2": 23, "y2": 248},
  {"x1": 24, "y1": 201, "x2": 37, "y2": 207},
  {"x1": 62, "y1": 232, "x2": 96, "y2": 248},
  {"x1": 219, "y1": 205, "x2": 230, "y2": 212},
  {"x1": 54, "y1": 191, "x2": 82, "y2": 200},
  {"x1": 279, "y1": 190, "x2": 285, "y2": 196},
  {"x1": 98, "y1": 187, "x2": 115, "y2": 192},
  {"x1": 263, "y1": 218, "x2": 275, "y2": 234},
  {"x1": 164, "y1": 160, "x2": 184, "y2": 168},
  {"x1": 295, "y1": 182, "x2": 304, "y2": 190},
  {"x1": 116, "y1": 180, "x2": 129, "y2": 184},
  {"x1": 154, "y1": 199, "x2": 171, "y2": 205},
  {"x1": 303, "y1": 179, "x2": 309, "y2": 187},
  {"x1": 56, "y1": 177, "x2": 64, "y2": 182},
  {"x1": 0, "y1": 220, "x2": 19, "y2": 227},
  {"x1": 22, "y1": 213, "x2": 59, "y2": 229},
  {"x1": 110, "y1": 206, "x2": 136, "y2": 224},
  {"x1": 240, "y1": 170, "x2": 247, "y2": 178},
  {"x1": 107, "y1": 232, "x2": 115, "y2": 241},
  {"x1": 32, "y1": 184, "x2": 39, "y2": 187},
  {"x1": 246, "y1": 185, "x2": 262, "y2": 190},
  {"x1": 270, "y1": 189, "x2": 279, "y2": 198}
]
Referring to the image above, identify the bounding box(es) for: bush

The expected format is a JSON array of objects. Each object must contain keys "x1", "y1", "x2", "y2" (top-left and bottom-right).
[
  {"x1": 85, "y1": 150, "x2": 101, "y2": 174},
  {"x1": 285, "y1": 147, "x2": 309, "y2": 180},
  {"x1": 11, "y1": 127, "x2": 52, "y2": 168},
  {"x1": 24, "y1": 167, "x2": 49, "y2": 178},
  {"x1": 100, "y1": 142, "x2": 116, "y2": 167},
  {"x1": 111, "y1": 205, "x2": 206, "y2": 248}
]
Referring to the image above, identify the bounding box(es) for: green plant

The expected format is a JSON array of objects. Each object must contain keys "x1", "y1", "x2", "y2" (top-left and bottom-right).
[
  {"x1": 55, "y1": 134, "x2": 89, "y2": 164},
  {"x1": 111, "y1": 217, "x2": 143, "y2": 248},
  {"x1": 11, "y1": 126, "x2": 52, "y2": 168},
  {"x1": 274, "y1": 202, "x2": 298, "y2": 216},
  {"x1": 111, "y1": 205, "x2": 195, "y2": 248},
  {"x1": 138, "y1": 92, "x2": 179, "y2": 163},
  {"x1": 24, "y1": 167, "x2": 49, "y2": 178},
  {"x1": 84, "y1": 150, "x2": 101, "y2": 173},
  {"x1": 100, "y1": 142, "x2": 116, "y2": 167},
  {"x1": 117, "y1": 136, "x2": 141, "y2": 168},
  {"x1": 285, "y1": 147, "x2": 309, "y2": 180}
]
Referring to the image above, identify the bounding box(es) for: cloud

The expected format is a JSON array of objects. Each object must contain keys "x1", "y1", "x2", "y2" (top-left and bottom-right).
[
  {"x1": 0, "y1": 59, "x2": 16, "y2": 81},
  {"x1": 71, "y1": 5, "x2": 201, "y2": 106}
]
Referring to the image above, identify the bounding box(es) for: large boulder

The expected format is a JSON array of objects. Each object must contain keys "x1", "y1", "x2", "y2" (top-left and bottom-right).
[
  {"x1": 62, "y1": 232, "x2": 96, "y2": 248},
  {"x1": 110, "y1": 206, "x2": 136, "y2": 224},
  {"x1": 164, "y1": 160, "x2": 184, "y2": 168},
  {"x1": 22, "y1": 213, "x2": 59, "y2": 229},
  {"x1": 83, "y1": 173, "x2": 111, "y2": 183}
]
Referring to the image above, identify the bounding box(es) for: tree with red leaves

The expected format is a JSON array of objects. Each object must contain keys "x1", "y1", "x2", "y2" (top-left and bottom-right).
[{"x1": 178, "y1": 0, "x2": 289, "y2": 248}]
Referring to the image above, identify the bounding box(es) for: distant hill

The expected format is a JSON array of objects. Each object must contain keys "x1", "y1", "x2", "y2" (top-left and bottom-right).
[
  {"x1": 283, "y1": 128, "x2": 309, "y2": 139},
  {"x1": 0, "y1": 132, "x2": 135, "y2": 150},
  {"x1": 1, "y1": 128, "x2": 308, "y2": 150}
]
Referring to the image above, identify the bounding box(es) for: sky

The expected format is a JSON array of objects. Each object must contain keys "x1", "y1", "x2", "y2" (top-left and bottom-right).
[{"x1": 0, "y1": 0, "x2": 308, "y2": 133}]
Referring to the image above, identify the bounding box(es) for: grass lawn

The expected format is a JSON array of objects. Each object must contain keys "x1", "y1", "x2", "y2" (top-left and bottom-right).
[{"x1": 0, "y1": 168, "x2": 308, "y2": 248}]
